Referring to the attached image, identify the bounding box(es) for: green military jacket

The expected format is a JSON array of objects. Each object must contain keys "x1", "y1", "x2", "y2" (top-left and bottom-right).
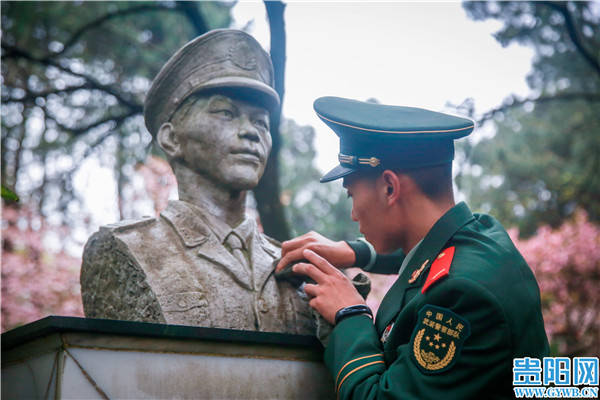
[{"x1": 326, "y1": 202, "x2": 549, "y2": 399}]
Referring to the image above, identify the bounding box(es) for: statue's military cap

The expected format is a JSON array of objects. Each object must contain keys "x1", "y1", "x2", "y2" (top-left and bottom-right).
[
  {"x1": 144, "y1": 29, "x2": 280, "y2": 137},
  {"x1": 314, "y1": 96, "x2": 475, "y2": 183}
]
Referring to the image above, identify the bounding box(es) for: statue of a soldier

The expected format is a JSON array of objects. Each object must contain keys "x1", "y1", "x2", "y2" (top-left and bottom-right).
[{"x1": 80, "y1": 29, "x2": 314, "y2": 334}]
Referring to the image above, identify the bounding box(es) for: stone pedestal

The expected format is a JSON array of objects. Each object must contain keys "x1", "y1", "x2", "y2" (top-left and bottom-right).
[{"x1": 2, "y1": 316, "x2": 334, "y2": 399}]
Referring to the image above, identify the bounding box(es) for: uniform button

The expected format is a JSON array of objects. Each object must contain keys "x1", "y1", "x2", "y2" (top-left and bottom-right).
[{"x1": 258, "y1": 298, "x2": 269, "y2": 313}]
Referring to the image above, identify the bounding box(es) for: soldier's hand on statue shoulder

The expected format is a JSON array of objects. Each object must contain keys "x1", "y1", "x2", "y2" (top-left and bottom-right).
[
  {"x1": 293, "y1": 249, "x2": 366, "y2": 325},
  {"x1": 276, "y1": 231, "x2": 355, "y2": 272}
]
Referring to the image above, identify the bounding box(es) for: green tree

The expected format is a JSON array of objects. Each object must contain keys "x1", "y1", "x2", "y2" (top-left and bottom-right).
[
  {"x1": 2, "y1": 1, "x2": 293, "y2": 239},
  {"x1": 280, "y1": 118, "x2": 360, "y2": 241},
  {"x1": 457, "y1": 1, "x2": 600, "y2": 236},
  {"x1": 1, "y1": 1, "x2": 231, "y2": 221}
]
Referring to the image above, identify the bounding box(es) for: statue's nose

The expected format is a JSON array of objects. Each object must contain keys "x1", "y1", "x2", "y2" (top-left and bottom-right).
[{"x1": 238, "y1": 116, "x2": 260, "y2": 142}]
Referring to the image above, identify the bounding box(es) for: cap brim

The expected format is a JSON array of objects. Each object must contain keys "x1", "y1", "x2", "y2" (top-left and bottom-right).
[
  {"x1": 320, "y1": 164, "x2": 357, "y2": 183},
  {"x1": 199, "y1": 76, "x2": 280, "y2": 113}
]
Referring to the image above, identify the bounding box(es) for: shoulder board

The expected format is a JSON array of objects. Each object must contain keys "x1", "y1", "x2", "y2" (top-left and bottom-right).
[
  {"x1": 101, "y1": 216, "x2": 155, "y2": 233},
  {"x1": 421, "y1": 246, "x2": 455, "y2": 294},
  {"x1": 262, "y1": 234, "x2": 282, "y2": 249},
  {"x1": 260, "y1": 234, "x2": 281, "y2": 259}
]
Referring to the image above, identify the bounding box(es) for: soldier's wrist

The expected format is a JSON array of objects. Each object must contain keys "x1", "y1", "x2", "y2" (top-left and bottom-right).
[
  {"x1": 345, "y1": 238, "x2": 376, "y2": 268},
  {"x1": 334, "y1": 304, "x2": 373, "y2": 325}
]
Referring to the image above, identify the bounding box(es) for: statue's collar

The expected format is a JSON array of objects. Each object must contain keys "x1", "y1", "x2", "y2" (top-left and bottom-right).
[
  {"x1": 160, "y1": 200, "x2": 211, "y2": 247},
  {"x1": 160, "y1": 200, "x2": 256, "y2": 249}
]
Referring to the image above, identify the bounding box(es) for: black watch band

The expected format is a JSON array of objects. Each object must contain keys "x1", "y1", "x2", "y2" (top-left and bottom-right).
[{"x1": 334, "y1": 304, "x2": 373, "y2": 325}]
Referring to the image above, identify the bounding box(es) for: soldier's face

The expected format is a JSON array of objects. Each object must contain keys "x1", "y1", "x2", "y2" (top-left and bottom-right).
[
  {"x1": 344, "y1": 173, "x2": 392, "y2": 252},
  {"x1": 172, "y1": 93, "x2": 271, "y2": 190}
]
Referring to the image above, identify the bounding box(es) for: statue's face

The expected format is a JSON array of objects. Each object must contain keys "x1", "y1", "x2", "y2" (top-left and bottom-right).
[{"x1": 171, "y1": 93, "x2": 272, "y2": 190}]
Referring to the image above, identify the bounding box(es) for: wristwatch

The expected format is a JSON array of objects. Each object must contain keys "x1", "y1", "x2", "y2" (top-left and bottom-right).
[{"x1": 334, "y1": 304, "x2": 373, "y2": 325}]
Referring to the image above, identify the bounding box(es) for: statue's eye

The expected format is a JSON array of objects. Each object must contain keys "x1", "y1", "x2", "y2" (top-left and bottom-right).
[
  {"x1": 255, "y1": 118, "x2": 269, "y2": 130},
  {"x1": 213, "y1": 109, "x2": 234, "y2": 119}
]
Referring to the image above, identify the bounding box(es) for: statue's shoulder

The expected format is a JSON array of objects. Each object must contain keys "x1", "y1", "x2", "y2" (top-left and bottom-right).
[
  {"x1": 100, "y1": 215, "x2": 157, "y2": 234},
  {"x1": 81, "y1": 216, "x2": 165, "y2": 323},
  {"x1": 83, "y1": 215, "x2": 159, "y2": 264},
  {"x1": 261, "y1": 233, "x2": 282, "y2": 249},
  {"x1": 259, "y1": 233, "x2": 282, "y2": 260}
]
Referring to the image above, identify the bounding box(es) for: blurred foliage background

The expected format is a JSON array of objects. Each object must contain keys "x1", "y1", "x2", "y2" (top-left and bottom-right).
[{"x1": 2, "y1": 1, "x2": 599, "y2": 356}]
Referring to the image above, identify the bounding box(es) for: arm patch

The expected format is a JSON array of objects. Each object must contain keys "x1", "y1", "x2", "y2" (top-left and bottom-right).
[{"x1": 410, "y1": 304, "x2": 471, "y2": 374}]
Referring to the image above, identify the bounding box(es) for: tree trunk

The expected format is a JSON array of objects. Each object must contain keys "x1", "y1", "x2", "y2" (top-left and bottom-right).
[{"x1": 255, "y1": 1, "x2": 291, "y2": 241}]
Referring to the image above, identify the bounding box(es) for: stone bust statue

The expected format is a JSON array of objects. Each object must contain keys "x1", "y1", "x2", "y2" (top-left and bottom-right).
[{"x1": 80, "y1": 29, "x2": 314, "y2": 335}]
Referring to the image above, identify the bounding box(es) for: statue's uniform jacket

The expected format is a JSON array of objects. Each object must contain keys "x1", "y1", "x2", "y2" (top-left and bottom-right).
[
  {"x1": 326, "y1": 202, "x2": 549, "y2": 399},
  {"x1": 81, "y1": 200, "x2": 314, "y2": 334}
]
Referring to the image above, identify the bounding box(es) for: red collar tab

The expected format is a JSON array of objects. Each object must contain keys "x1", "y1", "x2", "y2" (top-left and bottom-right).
[{"x1": 421, "y1": 246, "x2": 455, "y2": 294}]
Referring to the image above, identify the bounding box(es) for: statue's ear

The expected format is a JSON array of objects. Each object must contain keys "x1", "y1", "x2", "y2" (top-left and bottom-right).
[{"x1": 157, "y1": 122, "x2": 181, "y2": 159}]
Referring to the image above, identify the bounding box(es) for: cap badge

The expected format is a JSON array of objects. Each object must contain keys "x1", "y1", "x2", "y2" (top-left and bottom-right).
[{"x1": 408, "y1": 259, "x2": 429, "y2": 284}]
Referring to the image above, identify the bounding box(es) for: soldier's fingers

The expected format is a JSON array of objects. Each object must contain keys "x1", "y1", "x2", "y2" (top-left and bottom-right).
[
  {"x1": 278, "y1": 234, "x2": 326, "y2": 271},
  {"x1": 293, "y1": 262, "x2": 327, "y2": 284},
  {"x1": 281, "y1": 232, "x2": 315, "y2": 253},
  {"x1": 303, "y1": 249, "x2": 338, "y2": 275},
  {"x1": 303, "y1": 283, "x2": 319, "y2": 298},
  {"x1": 276, "y1": 247, "x2": 305, "y2": 272}
]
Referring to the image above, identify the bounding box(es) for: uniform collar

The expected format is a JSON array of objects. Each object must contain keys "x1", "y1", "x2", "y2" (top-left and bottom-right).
[
  {"x1": 375, "y1": 202, "x2": 475, "y2": 333},
  {"x1": 177, "y1": 201, "x2": 256, "y2": 249},
  {"x1": 160, "y1": 200, "x2": 210, "y2": 247},
  {"x1": 187, "y1": 201, "x2": 256, "y2": 250},
  {"x1": 160, "y1": 200, "x2": 273, "y2": 291},
  {"x1": 228, "y1": 217, "x2": 256, "y2": 250},
  {"x1": 397, "y1": 238, "x2": 423, "y2": 277},
  {"x1": 407, "y1": 201, "x2": 474, "y2": 269}
]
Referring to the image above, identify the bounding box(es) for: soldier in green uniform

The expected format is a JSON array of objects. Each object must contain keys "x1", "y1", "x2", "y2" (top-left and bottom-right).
[{"x1": 276, "y1": 96, "x2": 549, "y2": 399}]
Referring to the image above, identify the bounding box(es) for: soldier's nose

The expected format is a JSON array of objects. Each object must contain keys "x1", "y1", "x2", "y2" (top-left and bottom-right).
[{"x1": 351, "y1": 206, "x2": 358, "y2": 222}]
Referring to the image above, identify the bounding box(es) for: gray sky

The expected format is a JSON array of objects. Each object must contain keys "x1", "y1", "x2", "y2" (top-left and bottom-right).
[
  {"x1": 232, "y1": 1, "x2": 534, "y2": 171},
  {"x1": 74, "y1": 2, "x2": 535, "y2": 232}
]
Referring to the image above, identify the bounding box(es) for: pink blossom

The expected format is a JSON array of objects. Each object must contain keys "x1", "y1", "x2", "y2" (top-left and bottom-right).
[
  {"x1": 135, "y1": 156, "x2": 177, "y2": 215},
  {"x1": 1, "y1": 204, "x2": 84, "y2": 332}
]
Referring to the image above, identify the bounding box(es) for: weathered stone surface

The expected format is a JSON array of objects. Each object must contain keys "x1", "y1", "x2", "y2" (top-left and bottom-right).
[
  {"x1": 81, "y1": 201, "x2": 314, "y2": 333},
  {"x1": 80, "y1": 29, "x2": 315, "y2": 335},
  {"x1": 2, "y1": 318, "x2": 334, "y2": 399}
]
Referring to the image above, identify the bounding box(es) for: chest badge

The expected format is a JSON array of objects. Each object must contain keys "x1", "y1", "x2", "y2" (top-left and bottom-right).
[
  {"x1": 380, "y1": 322, "x2": 394, "y2": 344},
  {"x1": 408, "y1": 259, "x2": 429, "y2": 284},
  {"x1": 410, "y1": 304, "x2": 471, "y2": 374}
]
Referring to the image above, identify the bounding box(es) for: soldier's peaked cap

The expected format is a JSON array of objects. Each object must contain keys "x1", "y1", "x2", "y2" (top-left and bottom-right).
[
  {"x1": 314, "y1": 96, "x2": 475, "y2": 183},
  {"x1": 144, "y1": 29, "x2": 280, "y2": 137}
]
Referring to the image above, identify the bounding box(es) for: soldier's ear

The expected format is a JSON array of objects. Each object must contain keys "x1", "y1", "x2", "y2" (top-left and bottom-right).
[
  {"x1": 157, "y1": 122, "x2": 182, "y2": 159},
  {"x1": 381, "y1": 170, "x2": 403, "y2": 205}
]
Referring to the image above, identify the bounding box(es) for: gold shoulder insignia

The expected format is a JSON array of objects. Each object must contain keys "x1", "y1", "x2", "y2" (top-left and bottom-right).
[
  {"x1": 408, "y1": 259, "x2": 429, "y2": 284},
  {"x1": 410, "y1": 304, "x2": 471, "y2": 374}
]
